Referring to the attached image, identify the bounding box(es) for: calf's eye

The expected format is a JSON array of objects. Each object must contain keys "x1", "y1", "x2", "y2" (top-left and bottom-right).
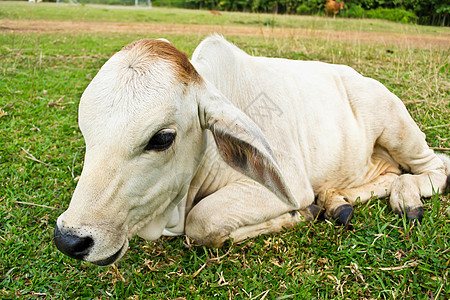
[{"x1": 144, "y1": 129, "x2": 176, "y2": 151}]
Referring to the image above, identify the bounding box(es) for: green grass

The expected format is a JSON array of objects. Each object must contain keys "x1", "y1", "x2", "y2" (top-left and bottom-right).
[
  {"x1": 1, "y1": 4, "x2": 450, "y2": 299},
  {"x1": 1, "y1": 1, "x2": 450, "y2": 35}
]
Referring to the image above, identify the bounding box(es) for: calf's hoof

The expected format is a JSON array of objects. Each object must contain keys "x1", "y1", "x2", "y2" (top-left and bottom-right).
[
  {"x1": 406, "y1": 206, "x2": 424, "y2": 222},
  {"x1": 306, "y1": 204, "x2": 325, "y2": 221},
  {"x1": 332, "y1": 204, "x2": 354, "y2": 227},
  {"x1": 393, "y1": 206, "x2": 424, "y2": 223}
]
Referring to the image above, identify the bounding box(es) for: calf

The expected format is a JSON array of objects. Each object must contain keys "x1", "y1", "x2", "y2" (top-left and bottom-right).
[
  {"x1": 326, "y1": 0, "x2": 345, "y2": 18},
  {"x1": 54, "y1": 35, "x2": 449, "y2": 266}
]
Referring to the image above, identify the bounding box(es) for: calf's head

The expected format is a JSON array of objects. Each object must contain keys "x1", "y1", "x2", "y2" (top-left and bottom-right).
[{"x1": 54, "y1": 39, "x2": 298, "y2": 266}]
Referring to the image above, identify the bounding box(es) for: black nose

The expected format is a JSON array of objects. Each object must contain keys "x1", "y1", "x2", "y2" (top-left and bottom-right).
[{"x1": 54, "y1": 226, "x2": 94, "y2": 260}]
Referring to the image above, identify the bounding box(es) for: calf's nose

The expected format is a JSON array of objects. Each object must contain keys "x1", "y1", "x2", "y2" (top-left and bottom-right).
[{"x1": 54, "y1": 226, "x2": 93, "y2": 260}]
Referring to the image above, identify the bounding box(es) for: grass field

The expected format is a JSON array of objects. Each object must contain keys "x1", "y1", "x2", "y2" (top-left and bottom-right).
[
  {"x1": 1, "y1": 1, "x2": 450, "y2": 35},
  {"x1": 1, "y1": 2, "x2": 450, "y2": 299}
]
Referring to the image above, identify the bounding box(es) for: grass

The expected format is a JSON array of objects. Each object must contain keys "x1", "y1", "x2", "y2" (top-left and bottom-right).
[
  {"x1": 1, "y1": 3, "x2": 450, "y2": 299},
  {"x1": 1, "y1": 1, "x2": 450, "y2": 35}
]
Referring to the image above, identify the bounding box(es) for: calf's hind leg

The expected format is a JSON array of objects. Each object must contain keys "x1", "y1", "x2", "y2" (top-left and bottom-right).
[
  {"x1": 376, "y1": 101, "x2": 448, "y2": 220},
  {"x1": 317, "y1": 172, "x2": 400, "y2": 225}
]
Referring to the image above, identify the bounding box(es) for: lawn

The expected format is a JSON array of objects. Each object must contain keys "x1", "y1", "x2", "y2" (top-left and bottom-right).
[{"x1": 1, "y1": 2, "x2": 449, "y2": 299}]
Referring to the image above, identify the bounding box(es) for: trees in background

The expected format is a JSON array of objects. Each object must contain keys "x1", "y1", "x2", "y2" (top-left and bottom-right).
[
  {"x1": 178, "y1": 0, "x2": 449, "y2": 26},
  {"x1": 53, "y1": 0, "x2": 448, "y2": 25},
  {"x1": 344, "y1": 0, "x2": 448, "y2": 26}
]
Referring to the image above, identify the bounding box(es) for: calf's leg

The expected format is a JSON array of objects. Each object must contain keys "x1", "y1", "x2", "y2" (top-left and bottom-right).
[
  {"x1": 185, "y1": 179, "x2": 316, "y2": 247},
  {"x1": 316, "y1": 172, "x2": 399, "y2": 225},
  {"x1": 229, "y1": 210, "x2": 304, "y2": 243},
  {"x1": 376, "y1": 103, "x2": 448, "y2": 220}
]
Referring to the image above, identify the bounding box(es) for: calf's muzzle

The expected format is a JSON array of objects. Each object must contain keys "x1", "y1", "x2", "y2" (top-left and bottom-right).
[{"x1": 54, "y1": 226, "x2": 93, "y2": 261}]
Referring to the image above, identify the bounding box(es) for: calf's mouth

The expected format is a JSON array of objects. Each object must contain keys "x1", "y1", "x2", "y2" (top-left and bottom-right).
[{"x1": 91, "y1": 241, "x2": 128, "y2": 266}]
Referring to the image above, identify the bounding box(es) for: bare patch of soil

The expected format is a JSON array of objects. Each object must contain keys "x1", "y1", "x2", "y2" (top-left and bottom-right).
[{"x1": 1, "y1": 19, "x2": 449, "y2": 48}]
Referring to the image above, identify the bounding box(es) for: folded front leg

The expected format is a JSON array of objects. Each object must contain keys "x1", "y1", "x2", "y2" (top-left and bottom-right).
[{"x1": 185, "y1": 179, "x2": 315, "y2": 247}]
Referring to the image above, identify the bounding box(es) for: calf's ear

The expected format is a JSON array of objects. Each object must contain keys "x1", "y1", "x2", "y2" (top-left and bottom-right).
[{"x1": 197, "y1": 81, "x2": 299, "y2": 209}]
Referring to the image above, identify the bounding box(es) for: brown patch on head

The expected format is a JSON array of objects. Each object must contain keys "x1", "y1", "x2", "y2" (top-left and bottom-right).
[{"x1": 121, "y1": 39, "x2": 201, "y2": 85}]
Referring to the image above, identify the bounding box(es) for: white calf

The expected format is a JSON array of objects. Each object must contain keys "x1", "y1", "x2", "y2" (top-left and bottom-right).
[{"x1": 54, "y1": 35, "x2": 449, "y2": 266}]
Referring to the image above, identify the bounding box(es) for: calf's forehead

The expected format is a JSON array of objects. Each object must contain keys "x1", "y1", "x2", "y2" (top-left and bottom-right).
[
  {"x1": 121, "y1": 39, "x2": 200, "y2": 84},
  {"x1": 78, "y1": 39, "x2": 199, "y2": 146}
]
